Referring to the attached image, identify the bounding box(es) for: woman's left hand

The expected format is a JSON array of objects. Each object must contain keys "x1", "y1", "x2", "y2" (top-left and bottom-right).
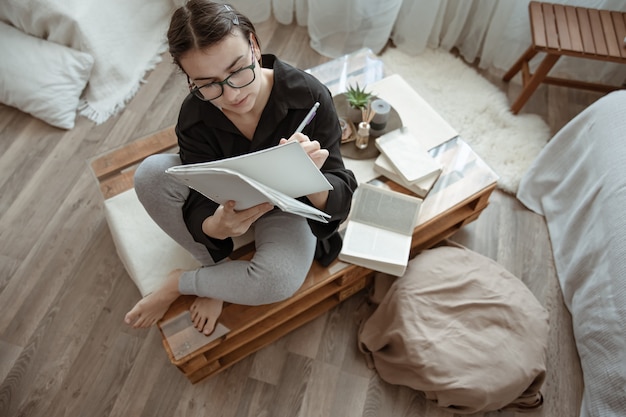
[{"x1": 280, "y1": 133, "x2": 329, "y2": 169}]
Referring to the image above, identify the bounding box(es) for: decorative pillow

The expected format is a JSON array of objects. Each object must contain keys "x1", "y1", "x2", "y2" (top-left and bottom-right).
[{"x1": 0, "y1": 21, "x2": 94, "y2": 129}]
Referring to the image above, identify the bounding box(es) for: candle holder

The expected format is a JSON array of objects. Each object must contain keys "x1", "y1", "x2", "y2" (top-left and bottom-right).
[{"x1": 370, "y1": 99, "x2": 390, "y2": 131}]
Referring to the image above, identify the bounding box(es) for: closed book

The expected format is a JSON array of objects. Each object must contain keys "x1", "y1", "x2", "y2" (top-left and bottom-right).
[
  {"x1": 375, "y1": 127, "x2": 442, "y2": 184},
  {"x1": 374, "y1": 153, "x2": 440, "y2": 198}
]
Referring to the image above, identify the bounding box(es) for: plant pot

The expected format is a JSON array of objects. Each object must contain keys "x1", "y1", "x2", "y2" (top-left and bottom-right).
[{"x1": 346, "y1": 103, "x2": 363, "y2": 124}]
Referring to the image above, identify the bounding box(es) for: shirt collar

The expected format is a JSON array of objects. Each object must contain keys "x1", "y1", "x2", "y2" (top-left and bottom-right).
[
  {"x1": 264, "y1": 54, "x2": 315, "y2": 111},
  {"x1": 178, "y1": 54, "x2": 316, "y2": 133}
]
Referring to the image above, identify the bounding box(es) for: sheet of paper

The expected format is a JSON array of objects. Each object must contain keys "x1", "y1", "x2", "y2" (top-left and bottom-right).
[
  {"x1": 168, "y1": 167, "x2": 330, "y2": 222},
  {"x1": 167, "y1": 141, "x2": 332, "y2": 198}
]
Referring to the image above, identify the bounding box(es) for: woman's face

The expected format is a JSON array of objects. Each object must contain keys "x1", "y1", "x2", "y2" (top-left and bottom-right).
[{"x1": 180, "y1": 33, "x2": 261, "y2": 114}]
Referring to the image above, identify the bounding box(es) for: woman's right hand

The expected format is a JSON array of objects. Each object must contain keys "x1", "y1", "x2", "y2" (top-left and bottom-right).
[{"x1": 202, "y1": 200, "x2": 274, "y2": 239}]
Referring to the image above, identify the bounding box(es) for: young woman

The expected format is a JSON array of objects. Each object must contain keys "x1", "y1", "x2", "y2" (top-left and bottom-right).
[{"x1": 124, "y1": 1, "x2": 357, "y2": 335}]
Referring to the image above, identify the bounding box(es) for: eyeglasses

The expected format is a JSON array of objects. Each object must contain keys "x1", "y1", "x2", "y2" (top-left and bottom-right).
[{"x1": 188, "y1": 42, "x2": 256, "y2": 101}]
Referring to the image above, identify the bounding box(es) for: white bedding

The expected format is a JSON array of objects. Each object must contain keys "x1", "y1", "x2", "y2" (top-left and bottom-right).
[
  {"x1": 0, "y1": 0, "x2": 177, "y2": 125},
  {"x1": 517, "y1": 91, "x2": 626, "y2": 417}
]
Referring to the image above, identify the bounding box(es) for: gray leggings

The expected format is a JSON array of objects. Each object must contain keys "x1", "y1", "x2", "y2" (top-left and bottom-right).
[{"x1": 134, "y1": 154, "x2": 316, "y2": 305}]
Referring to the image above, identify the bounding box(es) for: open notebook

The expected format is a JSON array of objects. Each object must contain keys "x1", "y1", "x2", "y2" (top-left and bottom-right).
[{"x1": 166, "y1": 141, "x2": 333, "y2": 223}]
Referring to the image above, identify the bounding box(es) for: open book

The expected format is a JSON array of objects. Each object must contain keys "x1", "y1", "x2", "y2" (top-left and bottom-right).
[
  {"x1": 166, "y1": 141, "x2": 333, "y2": 223},
  {"x1": 338, "y1": 182, "x2": 422, "y2": 276}
]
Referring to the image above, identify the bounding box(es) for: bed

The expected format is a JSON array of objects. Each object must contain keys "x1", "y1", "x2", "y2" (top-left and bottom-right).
[
  {"x1": 0, "y1": 0, "x2": 179, "y2": 129},
  {"x1": 517, "y1": 91, "x2": 626, "y2": 417}
]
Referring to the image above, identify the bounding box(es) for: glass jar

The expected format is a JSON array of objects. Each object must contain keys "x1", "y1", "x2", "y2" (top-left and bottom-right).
[{"x1": 355, "y1": 122, "x2": 370, "y2": 149}]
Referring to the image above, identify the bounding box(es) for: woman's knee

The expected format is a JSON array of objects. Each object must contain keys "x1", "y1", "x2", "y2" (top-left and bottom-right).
[
  {"x1": 135, "y1": 154, "x2": 179, "y2": 190},
  {"x1": 134, "y1": 154, "x2": 184, "y2": 203},
  {"x1": 248, "y1": 252, "x2": 313, "y2": 304}
]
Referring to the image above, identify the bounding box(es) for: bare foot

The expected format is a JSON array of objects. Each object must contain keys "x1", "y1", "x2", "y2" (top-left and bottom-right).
[
  {"x1": 124, "y1": 269, "x2": 184, "y2": 328},
  {"x1": 189, "y1": 297, "x2": 224, "y2": 335}
]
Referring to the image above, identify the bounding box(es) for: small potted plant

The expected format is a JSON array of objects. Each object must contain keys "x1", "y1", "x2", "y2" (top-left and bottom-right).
[{"x1": 344, "y1": 83, "x2": 374, "y2": 123}]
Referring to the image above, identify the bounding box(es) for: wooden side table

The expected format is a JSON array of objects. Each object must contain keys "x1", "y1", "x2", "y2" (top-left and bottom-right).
[{"x1": 503, "y1": 1, "x2": 626, "y2": 114}]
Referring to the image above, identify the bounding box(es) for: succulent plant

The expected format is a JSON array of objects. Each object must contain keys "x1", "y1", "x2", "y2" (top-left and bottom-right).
[{"x1": 345, "y1": 83, "x2": 373, "y2": 110}]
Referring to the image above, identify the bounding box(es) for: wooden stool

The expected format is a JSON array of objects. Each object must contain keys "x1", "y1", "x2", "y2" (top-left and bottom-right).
[
  {"x1": 90, "y1": 126, "x2": 496, "y2": 383},
  {"x1": 503, "y1": 1, "x2": 626, "y2": 114}
]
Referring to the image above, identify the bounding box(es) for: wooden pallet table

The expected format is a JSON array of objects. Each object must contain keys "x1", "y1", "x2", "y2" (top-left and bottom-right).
[
  {"x1": 90, "y1": 124, "x2": 497, "y2": 384},
  {"x1": 503, "y1": 1, "x2": 626, "y2": 114}
]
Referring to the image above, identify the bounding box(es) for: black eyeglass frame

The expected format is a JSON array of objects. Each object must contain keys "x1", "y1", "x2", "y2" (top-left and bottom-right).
[{"x1": 187, "y1": 41, "x2": 257, "y2": 101}]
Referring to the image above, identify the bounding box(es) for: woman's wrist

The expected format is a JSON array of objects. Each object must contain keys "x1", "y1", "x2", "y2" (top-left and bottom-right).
[
  {"x1": 202, "y1": 216, "x2": 223, "y2": 240},
  {"x1": 307, "y1": 190, "x2": 329, "y2": 211}
]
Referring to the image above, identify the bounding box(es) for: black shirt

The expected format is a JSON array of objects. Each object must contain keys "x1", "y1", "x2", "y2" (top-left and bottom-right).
[{"x1": 175, "y1": 54, "x2": 357, "y2": 265}]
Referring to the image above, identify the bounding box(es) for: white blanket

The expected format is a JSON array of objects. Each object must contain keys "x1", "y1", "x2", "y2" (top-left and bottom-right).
[
  {"x1": 0, "y1": 0, "x2": 177, "y2": 124},
  {"x1": 517, "y1": 91, "x2": 626, "y2": 417}
]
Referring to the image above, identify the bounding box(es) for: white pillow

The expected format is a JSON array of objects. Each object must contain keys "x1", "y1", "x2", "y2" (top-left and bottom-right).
[
  {"x1": 104, "y1": 189, "x2": 201, "y2": 297},
  {"x1": 104, "y1": 188, "x2": 254, "y2": 297},
  {"x1": 0, "y1": 21, "x2": 94, "y2": 129}
]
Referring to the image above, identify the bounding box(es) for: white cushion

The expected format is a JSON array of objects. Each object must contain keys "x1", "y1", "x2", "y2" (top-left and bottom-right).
[
  {"x1": 104, "y1": 188, "x2": 254, "y2": 297},
  {"x1": 104, "y1": 189, "x2": 200, "y2": 297},
  {"x1": 0, "y1": 21, "x2": 93, "y2": 129}
]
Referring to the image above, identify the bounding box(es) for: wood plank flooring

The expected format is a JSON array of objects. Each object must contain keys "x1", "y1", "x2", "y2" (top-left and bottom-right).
[{"x1": 0, "y1": 17, "x2": 605, "y2": 417}]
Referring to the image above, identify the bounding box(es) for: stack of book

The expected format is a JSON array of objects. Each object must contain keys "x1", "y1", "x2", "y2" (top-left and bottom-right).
[
  {"x1": 339, "y1": 127, "x2": 445, "y2": 276},
  {"x1": 373, "y1": 127, "x2": 442, "y2": 198}
]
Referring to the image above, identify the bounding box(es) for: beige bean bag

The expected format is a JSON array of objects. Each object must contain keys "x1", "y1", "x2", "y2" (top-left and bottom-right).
[{"x1": 358, "y1": 245, "x2": 548, "y2": 414}]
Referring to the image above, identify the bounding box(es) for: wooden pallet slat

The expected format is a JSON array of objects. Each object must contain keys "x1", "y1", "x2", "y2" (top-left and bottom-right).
[
  {"x1": 588, "y1": 8, "x2": 608, "y2": 56},
  {"x1": 554, "y1": 4, "x2": 572, "y2": 51},
  {"x1": 530, "y1": 2, "x2": 547, "y2": 47},
  {"x1": 99, "y1": 170, "x2": 136, "y2": 199},
  {"x1": 542, "y1": 3, "x2": 560, "y2": 50},
  {"x1": 612, "y1": 12, "x2": 626, "y2": 59},
  {"x1": 91, "y1": 126, "x2": 177, "y2": 181},
  {"x1": 577, "y1": 7, "x2": 596, "y2": 55},
  {"x1": 565, "y1": 5, "x2": 584, "y2": 53}
]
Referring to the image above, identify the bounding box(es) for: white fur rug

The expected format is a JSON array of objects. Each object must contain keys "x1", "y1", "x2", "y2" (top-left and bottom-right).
[{"x1": 380, "y1": 47, "x2": 551, "y2": 194}]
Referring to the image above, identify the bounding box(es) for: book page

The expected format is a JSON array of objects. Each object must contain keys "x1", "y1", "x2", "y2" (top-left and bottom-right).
[
  {"x1": 167, "y1": 141, "x2": 332, "y2": 198},
  {"x1": 350, "y1": 183, "x2": 421, "y2": 235},
  {"x1": 339, "y1": 217, "x2": 412, "y2": 276},
  {"x1": 170, "y1": 167, "x2": 271, "y2": 210},
  {"x1": 343, "y1": 222, "x2": 412, "y2": 260},
  {"x1": 168, "y1": 167, "x2": 330, "y2": 223}
]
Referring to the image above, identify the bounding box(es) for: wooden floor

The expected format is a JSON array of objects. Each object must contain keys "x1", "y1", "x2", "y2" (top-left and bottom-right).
[{"x1": 0, "y1": 17, "x2": 605, "y2": 417}]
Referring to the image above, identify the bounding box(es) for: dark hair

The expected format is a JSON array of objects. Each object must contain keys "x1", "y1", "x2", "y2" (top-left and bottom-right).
[{"x1": 167, "y1": 0, "x2": 258, "y2": 68}]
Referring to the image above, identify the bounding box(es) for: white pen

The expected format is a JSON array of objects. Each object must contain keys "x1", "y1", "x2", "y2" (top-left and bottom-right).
[{"x1": 295, "y1": 102, "x2": 320, "y2": 134}]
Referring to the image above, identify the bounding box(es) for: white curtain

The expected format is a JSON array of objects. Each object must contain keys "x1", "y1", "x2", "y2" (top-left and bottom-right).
[{"x1": 227, "y1": 0, "x2": 626, "y2": 84}]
